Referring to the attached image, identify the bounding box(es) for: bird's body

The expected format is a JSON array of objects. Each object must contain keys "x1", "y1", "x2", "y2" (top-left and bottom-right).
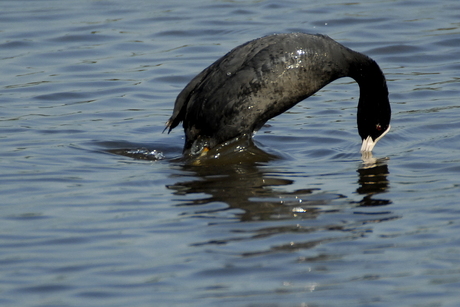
[{"x1": 165, "y1": 33, "x2": 391, "y2": 156}]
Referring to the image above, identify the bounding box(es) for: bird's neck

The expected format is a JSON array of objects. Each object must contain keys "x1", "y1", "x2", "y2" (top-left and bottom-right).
[
  {"x1": 348, "y1": 56, "x2": 390, "y2": 141},
  {"x1": 349, "y1": 57, "x2": 389, "y2": 99}
]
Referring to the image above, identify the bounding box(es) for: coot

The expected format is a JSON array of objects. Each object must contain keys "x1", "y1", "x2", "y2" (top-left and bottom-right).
[{"x1": 165, "y1": 33, "x2": 391, "y2": 156}]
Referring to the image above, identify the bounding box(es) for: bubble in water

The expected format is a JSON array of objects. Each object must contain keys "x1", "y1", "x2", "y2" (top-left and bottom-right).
[{"x1": 125, "y1": 148, "x2": 165, "y2": 160}]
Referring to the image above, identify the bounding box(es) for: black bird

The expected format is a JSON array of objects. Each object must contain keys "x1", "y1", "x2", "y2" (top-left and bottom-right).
[{"x1": 165, "y1": 33, "x2": 391, "y2": 157}]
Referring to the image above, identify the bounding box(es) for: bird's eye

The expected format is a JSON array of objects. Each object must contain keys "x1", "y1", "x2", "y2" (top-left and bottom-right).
[{"x1": 376, "y1": 123, "x2": 382, "y2": 131}]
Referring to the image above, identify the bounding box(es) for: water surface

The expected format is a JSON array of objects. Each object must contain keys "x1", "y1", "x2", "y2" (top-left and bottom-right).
[{"x1": 1, "y1": 0, "x2": 460, "y2": 306}]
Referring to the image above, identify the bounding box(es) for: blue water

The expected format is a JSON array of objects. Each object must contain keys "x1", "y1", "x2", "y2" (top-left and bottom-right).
[{"x1": 1, "y1": 0, "x2": 460, "y2": 306}]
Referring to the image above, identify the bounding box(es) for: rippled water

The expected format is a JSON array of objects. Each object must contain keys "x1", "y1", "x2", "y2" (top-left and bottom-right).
[{"x1": 2, "y1": 0, "x2": 460, "y2": 306}]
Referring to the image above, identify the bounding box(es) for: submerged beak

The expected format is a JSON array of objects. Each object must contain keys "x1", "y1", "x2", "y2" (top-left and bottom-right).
[{"x1": 360, "y1": 125, "x2": 391, "y2": 153}]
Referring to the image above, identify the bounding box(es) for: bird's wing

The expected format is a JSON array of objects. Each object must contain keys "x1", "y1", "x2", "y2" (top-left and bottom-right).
[{"x1": 164, "y1": 37, "x2": 279, "y2": 133}]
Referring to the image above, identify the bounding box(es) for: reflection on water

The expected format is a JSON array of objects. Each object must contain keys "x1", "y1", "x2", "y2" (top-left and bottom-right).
[
  {"x1": 163, "y1": 140, "x2": 393, "y2": 237},
  {"x1": 356, "y1": 160, "x2": 392, "y2": 207},
  {"x1": 106, "y1": 136, "x2": 393, "y2": 224},
  {"x1": 156, "y1": 141, "x2": 396, "y2": 261}
]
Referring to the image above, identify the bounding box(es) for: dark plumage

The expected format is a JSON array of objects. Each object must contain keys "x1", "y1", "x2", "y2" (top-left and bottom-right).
[{"x1": 165, "y1": 33, "x2": 391, "y2": 156}]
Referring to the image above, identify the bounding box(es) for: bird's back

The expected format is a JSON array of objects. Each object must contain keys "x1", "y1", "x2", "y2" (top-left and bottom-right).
[{"x1": 166, "y1": 33, "x2": 367, "y2": 154}]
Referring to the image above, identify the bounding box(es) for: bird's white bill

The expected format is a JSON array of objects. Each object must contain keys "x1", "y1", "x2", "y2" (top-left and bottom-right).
[{"x1": 360, "y1": 125, "x2": 391, "y2": 153}]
